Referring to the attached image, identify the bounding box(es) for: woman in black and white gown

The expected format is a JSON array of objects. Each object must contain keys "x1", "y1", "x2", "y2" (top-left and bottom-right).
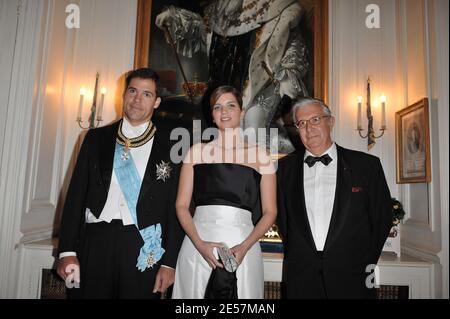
[{"x1": 172, "y1": 86, "x2": 277, "y2": 299}]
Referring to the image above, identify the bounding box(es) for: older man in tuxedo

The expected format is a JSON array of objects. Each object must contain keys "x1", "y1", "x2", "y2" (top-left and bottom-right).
[
  {"x1": 277, "y1": 97, "x2": 392, "y2": 298},
  {"x1": 57, "y1": 68, "x2": 184, "y2": 298}
]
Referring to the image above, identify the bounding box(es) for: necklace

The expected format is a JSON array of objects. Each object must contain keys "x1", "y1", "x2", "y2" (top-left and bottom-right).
[{"x1": 116, "y1": 121, "x2": 156, "y2": 160}]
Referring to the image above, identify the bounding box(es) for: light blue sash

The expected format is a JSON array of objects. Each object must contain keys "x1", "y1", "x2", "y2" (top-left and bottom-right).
[{"x1": 113, "y1": 143, "x2": 165, "y2": 272}]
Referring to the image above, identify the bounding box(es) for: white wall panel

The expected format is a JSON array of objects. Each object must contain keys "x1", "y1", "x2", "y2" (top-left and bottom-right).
[
  {"x1": 330, "y1": 0, "x2": 448, "y2": 298},
  {"x1": 20, "y1": 0, "x2": 138, "y2": 238},
  {"x1": 330, "y1": 0, "x2": 401, "y2": 199}
]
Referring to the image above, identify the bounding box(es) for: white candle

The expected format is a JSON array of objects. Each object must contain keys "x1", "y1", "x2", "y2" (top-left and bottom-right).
[
  {"x1": 98, "y1": 87, "x2": 107, "y2": 121},
  {"x1": 357, "y1": 96, "x2": 363, "y2": 130},
  {"x1": 78, "y1": 87, "x2": 87, "y2": 120},
  {"x1": 380, "y1": 95, "x2": 386, "y2": 129}
]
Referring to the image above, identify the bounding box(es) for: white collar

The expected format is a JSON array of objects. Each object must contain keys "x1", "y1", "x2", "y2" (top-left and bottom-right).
[{"x1": 121, "y1": 117, "x2": 150, "y2": 139}]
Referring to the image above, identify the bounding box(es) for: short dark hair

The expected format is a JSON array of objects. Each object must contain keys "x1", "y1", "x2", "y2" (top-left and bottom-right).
[
  {"x1": 209, "y1": 85, "x2": 243, "y2": 110},
  {"x1": 124, "y1": 68, "x2": 160, "y2": 95}
]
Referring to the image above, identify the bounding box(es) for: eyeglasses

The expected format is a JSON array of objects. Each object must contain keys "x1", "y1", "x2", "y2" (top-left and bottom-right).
[{"x1": 294, "y1": 115, "x2": 331, "y2": 129}]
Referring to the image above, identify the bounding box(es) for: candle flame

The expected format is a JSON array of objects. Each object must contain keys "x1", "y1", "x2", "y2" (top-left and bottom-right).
[
  {"x1": 101, "y1": 87, "x2": 107, "y2": 95},
  {"x1": 380, "y1": 95, "x2": 386, "y2": 103},
  {"x1": 80, "y1": 87, "x2": 87, "y2": 96},
  {"x1": 357, "y1": 96, "x2": 363, "y2": 103}
]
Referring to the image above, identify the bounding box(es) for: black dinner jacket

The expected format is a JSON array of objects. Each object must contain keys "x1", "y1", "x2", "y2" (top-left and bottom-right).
[
  {"x1": 277, "y1": 144, "x2": 392, "y2": 298},
  {"x1": 58, "y1": 119, "x2": 184, "y2": 268}
]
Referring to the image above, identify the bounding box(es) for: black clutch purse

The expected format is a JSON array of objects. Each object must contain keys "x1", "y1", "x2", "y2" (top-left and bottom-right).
[
  {"x1": 204, "y1": 245, "x2": 238, "y2": 299},
  {"x1": 204, "y1": 265, "x2": 238, "y2": 299}
]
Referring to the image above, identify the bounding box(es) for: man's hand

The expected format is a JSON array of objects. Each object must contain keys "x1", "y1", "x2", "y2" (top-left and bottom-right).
[
  {"x1": 57, "y1": 256, "x2": 80, "y2": 282},
  {"x1": 153, "y1": 267, "x2": 175, "y2": 294}
]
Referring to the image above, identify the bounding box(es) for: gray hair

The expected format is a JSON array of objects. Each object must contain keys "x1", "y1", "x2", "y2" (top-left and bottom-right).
[{"x1": 291, "y1": 97, "x2": 331, "y2": 123}]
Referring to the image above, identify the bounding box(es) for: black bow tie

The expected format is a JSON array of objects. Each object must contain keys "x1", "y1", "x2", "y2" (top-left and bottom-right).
[{"x1": 304, "y1": 154, "x2": 333, "y2": 167}]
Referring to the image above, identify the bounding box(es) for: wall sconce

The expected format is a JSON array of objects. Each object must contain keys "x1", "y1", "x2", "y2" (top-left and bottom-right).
[
  {"x1": 356, "y1": 78, "x2": 387, "y2": 150},
  {"x1": 77, "y1": 72, "x2": 107, "y2": 129}
]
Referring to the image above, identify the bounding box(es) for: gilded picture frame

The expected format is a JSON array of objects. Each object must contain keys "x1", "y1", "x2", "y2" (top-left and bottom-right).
[
  {"x1": 133, "y1": 0, "x2": 329, "y2": 102},
  {"x1": 395, "y1": 98, "x2": 431, "y2": 184}
]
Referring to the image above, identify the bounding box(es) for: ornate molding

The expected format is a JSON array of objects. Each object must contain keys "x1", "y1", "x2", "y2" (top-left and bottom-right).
[{"x1": 0, "y1": 0, "x2": 46, "y2": 298}]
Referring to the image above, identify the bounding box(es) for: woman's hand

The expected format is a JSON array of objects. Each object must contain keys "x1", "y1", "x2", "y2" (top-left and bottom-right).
[
  {"x1": 196, "y1": 241, "x2": 224, "y2": 269},
  {"x1": 229, "y1": 243, "x2": 251, "y2": 266}
]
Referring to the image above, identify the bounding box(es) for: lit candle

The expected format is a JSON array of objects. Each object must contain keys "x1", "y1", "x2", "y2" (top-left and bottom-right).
[
  {"x1": 357, "y1": 96, "x2": 363, "y2": 130},
  {"x1": 98, "y1": 87, "x2": 107, "y2": 121},
  {"x1": 380, "y1": 95, "x2": 386, "y2": 129},
  {"x1": 78, "y1": 87, "x2": 87, "y2": 121}
]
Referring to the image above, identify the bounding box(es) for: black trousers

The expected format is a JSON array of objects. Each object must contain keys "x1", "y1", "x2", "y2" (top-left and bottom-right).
[{"x1": 69, "y1": 220, "x2": 161, "y2": 299}]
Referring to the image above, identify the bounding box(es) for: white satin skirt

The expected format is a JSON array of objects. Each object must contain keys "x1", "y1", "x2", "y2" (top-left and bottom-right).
[{"x1": 172, "y1": 205, "x2": 264, "y2": 299}]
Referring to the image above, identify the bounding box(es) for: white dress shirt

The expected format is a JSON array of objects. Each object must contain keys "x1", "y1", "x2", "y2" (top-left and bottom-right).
[
  {"x1": 87, "y1": 118, "x2": 154, "y2": 225},
  {"x1": 59, "y1": 118, "x2": 154, "y2": 258},
  {"x1": 303, "y1": 143, "x2": 337, "y2": 251}
]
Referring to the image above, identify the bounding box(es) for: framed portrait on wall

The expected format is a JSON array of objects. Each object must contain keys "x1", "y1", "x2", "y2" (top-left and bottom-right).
[
  {"x1": 395, "y1": 98, "x2": 431, "y2": 184},
  {"x1": 133, "y1": 0, "x2": 329, "y2": 102},
  {"x1": 133, "y1": 0, "x2": 329, "y2": 246}
]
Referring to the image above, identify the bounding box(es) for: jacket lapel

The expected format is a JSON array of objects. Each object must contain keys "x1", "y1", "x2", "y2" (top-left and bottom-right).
[
  {"x1": 323, "y1": 145, "x2": 352, "y2": 253},
  {"x1": 99, "y1": 120, "x2": 121, "y2": 191},
  {"x1": 137, "y1": 126, "x2": 165, "y2": 204},
  {"x1": 292, "y1": 150, "x2": 316, "y2": 251}
]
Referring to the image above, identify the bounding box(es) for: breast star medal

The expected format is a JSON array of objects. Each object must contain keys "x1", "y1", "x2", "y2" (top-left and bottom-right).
[{"x1": 156, "y1": 161, "x2": 172, "y2": 182}]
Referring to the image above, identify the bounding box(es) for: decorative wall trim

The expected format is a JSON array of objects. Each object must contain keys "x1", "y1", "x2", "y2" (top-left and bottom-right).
[
  {"x1": 403, "y1": 243, "x2": 440, "y2": 264},
  {"x1": 429, "y1": 0, "x2": 449, "y2": 299},
  {"x1": 20, "y1": 228, "x2": 54, "y2": 245},
  {"x1": 16, "y1": 239, "x2": 57, "y2": 298},
  {"x1": 21, "y1": 0, "x2": 69, "y2": 238},
  {"x1": 397, "y1": 1, "x2": 441, "y2": 252},
  {"x1": 403, "y1": 242, "x2": 441, "y2": 298},
  {"x1": 423, "y1": 0, "x2": 441, "y2": 234},
  {"x1": 24, "y1": 0, "x2": 53, "y2": 215},
  {"x1": 0, "y1": 0, "x2": 45, "y2": 298},
  {"x1": 397, "y1": 0, "x2": 410, "y2": 218}
]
